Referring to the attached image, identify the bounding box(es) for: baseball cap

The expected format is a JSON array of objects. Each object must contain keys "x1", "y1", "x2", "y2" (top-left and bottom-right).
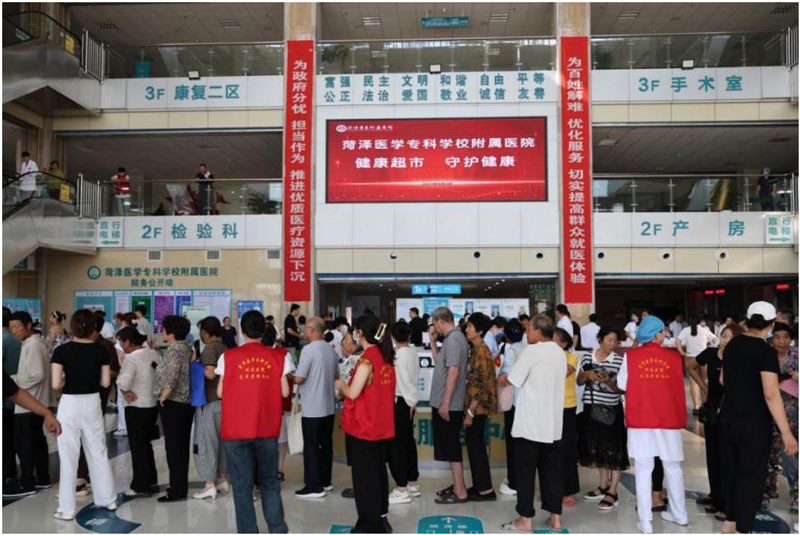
[{"x1": 746, "y1": 301, "x2": 776, "y2": 321}]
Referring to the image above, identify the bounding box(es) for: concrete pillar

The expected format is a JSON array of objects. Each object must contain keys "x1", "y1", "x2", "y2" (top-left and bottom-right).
[{"x1": 556, "y1": 3, "x2": 594, "y2": 326}]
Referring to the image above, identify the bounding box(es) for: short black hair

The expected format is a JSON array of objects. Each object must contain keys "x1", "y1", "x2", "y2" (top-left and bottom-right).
[
  {"x1": 265, "y1": 315, "x2": 274, "y2": 322},
  {"x1": 493, "y1": 316, "x2": 506, "y2": 329},
  {"x1": 773, "y1": 322, "x2": 792, "y2": 335},
  {"x1": 746, "y1": 314, "x2": 774, "y2": 330},
  {"x1": 9, "y1": 311, "x2": 33, "y2": 328},
  {"x1": 3, "y1": 307, "x2": 11, "y2": 328},
  {"x1": 118, "y1": 166, "x2": 126, "y2": 173},
  {"x1": 556, "y1": 304, "x2": 569, "y2": 316},
  {"x1": 467, "y1": 312, "x2": 492, "y2": 338},
  {"x1": 589, "y1": 313, "x2": 598, "y2": 323},
  {"x1": 391, "y1": 321, "x2": 411, "y2": 343},
  {"x1": 21, "y1": 151, "x2": 29, "y2": 157},
  {"x1": 410, "y1": 307, "x2": 419, "y2": 315},
  {"x1": 135, "y1": 304, "x2": 147, "y2": 315},
  {"x1": 95, "y1": 309, "x2": 106, "y2": 318},
  {"x1": 290, "y1": 304, "x2": 301, "y2": 313},
  {"x1": 298, "y1": 315, "x2": 306, "y2": 324},
  {"x1": 116, "y1": 326, "x2": 147, "y2": 346},
  {"x1": 518, "y1": 313, "x2": 530, "y2": 322},
  {"x1": 199, "y1": 163, "x2": 207, "y2": 167},
  {"x1": 261, "y1": 323, "x2": 278, "y2": 347},
  {"x1": 504, "y1": 318, "x2": 524, "y2": 343},
  {"x1": 162, "y1": 315, "x2": 190, "y2": 340},
  {"x1": 71, "y1": 309, "x2": 96, "y2": 338},
  {"x1": 241, "y1": 310, "x2": 266, "y2": 339},
  {"x1": 93, "y1": 312, "x2": 106, "y2": 333},
  {"x1": 597, "y1": 325, "x2": 619, "y2": 343},
  {"x1": 554, "y1": 327, "x2": 573, "y2": 350},
  {"x1": 198, "y1": 316, "x2": 223, "y2": 337}
]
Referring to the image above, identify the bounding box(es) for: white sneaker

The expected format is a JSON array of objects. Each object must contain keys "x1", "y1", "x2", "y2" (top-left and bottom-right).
[
  {"x1": 113, "y1": 429, "x2": 127, "y2": 437},
  {"x1": 637, "y1": 521, "x2": 653, "y2": 533},
  {"x1": 660, "y1": 511, "x2": 688, "y2": 526},
  {"x1": 53, "y1": 511, "x2": 75, "y2": 521},
  {"x1": 105, "y1": 502, "x2": 118, "y2": 511},
  {"x1": 498, "y1": 480, "x2": 517, "y2": 496},
  {"x1": 407, "y1": 483, "x2": 421, "y2": 498},
  {"x1": 388, "y1": 488, "x2": 412, "y2": 505},
  {"x1": 192, "y1": 486, "x2": 217, "y2": 500},
  {"x1": 216, "y1": 481, "x2": 230, "y2": 494},
  {"x1": 324, "y1": 485, "x2": 334, "y2": 492}
]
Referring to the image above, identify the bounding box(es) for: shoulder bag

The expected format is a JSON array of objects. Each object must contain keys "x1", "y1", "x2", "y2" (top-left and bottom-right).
[
  {"x1": 588, "y1": 378, "x2": 618, "y2": 426},
  {"x1": 287, "y1": 388, "x2": 304, "y2": 455}
]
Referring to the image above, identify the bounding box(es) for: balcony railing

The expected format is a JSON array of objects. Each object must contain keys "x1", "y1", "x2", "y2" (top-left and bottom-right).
[
  {"x1": 97, "y1": 178, "x2": 283, "y2": 217},
  {"x1": 104, "y1": 43, "x2": 284, "y2": 78},
  {"x1": 593, "y1": 173, "x2": 797, "y2": 213},
  {"x1": 3, "y1": 11, "x2": 81, "y2": 59}
]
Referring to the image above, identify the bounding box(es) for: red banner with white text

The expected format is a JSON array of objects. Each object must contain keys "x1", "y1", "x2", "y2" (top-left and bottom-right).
[
  {"x1": 326, "y1": 117, "x2": 547, "y2": 203},
  {"x1": 560, "y1": 36, "x2": 593, "y2": 304},
  {"x1": 283, "y1": 40, "x2": 314, "y2": 302}
]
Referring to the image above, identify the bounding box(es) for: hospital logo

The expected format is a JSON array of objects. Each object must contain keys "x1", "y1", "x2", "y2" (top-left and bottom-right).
[{"x1": 87, "y1": 266, "x2": 101, "y2": 280}]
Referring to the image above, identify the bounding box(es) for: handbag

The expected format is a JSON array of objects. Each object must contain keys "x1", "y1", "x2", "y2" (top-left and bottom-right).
[
  {"x1": 287, "y1": 389, "x2": 304, "y2": 455},
  {"x1": 189, "y1": 360, "x2": 207, "y2": 407},
  {"x1": 588, "y1": 381, "x2": 618, "y2": 426},
  {"x1": 699, "y1": 396, "x2": 723, "y2": 426},
  {"x1": 497, "y1": 384, "x2": 515, "y2": 413}
]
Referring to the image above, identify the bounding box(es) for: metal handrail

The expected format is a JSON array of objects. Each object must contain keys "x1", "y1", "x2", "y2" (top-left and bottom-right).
[
  {"x1": 3, "y1": 170, "x2": 77, "y2": 188},
  {"x1": 94, "y1": 177, "x2": 281, "y2": 185},
  {"x1": 2, "y1": 10, "x2": 81, "y2": 47}
]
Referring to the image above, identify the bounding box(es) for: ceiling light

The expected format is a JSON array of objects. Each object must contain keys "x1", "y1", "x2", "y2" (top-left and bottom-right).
[
  {"x1": 218, "y1": 19, "x2": 240, "y2": 28},
  {"x1": 188, "y1": 70, "x2": 201, "y2": 80},
  {"x1": 362, "y1": 16, "x2": 381, "y2": 26},
  {"x1": 770, "y1": 4, "x2": 796, "y2": 14},
  {"x1": 768, "y1": 136, "x2": 790, "y2": 143},
  {"x1": 489, "y1": 13, "x2": 509, "y2": 22},
  {"x1": 681, "y1": 59, "x2": 695, "y2": 70},
  {"x1": 597, "y1": 139, "x2": 618, "y2": 146},
  {"x1": 370, "y1": 50, "x2": 387, "y2": 58},
  {"x1": 95, "y1": 20, "x2": 118, "y2": 30},
  {"x1": 429, "y1": 64, "x2": 442, "y2": 74},
  {"x1": 617, "y1": 9, "x2": 640, "y2": 19}
]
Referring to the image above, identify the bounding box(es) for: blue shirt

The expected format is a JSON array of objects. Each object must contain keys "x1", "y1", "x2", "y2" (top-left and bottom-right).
[{"x1": 484, "y1": 331, "x2": 499, "y2": 358}]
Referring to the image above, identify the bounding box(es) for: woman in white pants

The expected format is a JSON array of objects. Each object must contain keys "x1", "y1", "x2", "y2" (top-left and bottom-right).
[{"x1": 51, "y1": 309, "x2": 117, "y2": 521}]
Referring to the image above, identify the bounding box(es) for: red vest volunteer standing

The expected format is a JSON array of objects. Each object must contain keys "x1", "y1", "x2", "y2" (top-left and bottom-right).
[
  {"x1": 221, "y1": 343, "x2": 283, "y2": 440},
  {"x1": 625, "y1": 342, "x2": 687, "y2": 429},
  {"x1": 342, "y1": 346, "x2": 396, "y2": 441}
]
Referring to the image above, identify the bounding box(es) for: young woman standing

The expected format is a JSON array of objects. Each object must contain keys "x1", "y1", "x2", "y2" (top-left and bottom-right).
[{"x1": 336, "y1": 315, "x2": 396, "y2": 533}]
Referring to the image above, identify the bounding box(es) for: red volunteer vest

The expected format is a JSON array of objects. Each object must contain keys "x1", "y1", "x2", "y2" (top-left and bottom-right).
[
  {"x1": 221, "y1": 343, "x2": 283, "y2": 440},
  {"x1": 342, "y1": 346, "x2": 396, "y2": 441},
  {"x1": 625, "y1": 343, "x2": 687, "y2": 429}
]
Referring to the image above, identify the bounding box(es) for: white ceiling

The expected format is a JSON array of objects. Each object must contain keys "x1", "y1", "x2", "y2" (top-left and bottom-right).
[
  {"x1": 319, "y1": 3, "x2": 554, "y2": 40},
  {"x1": 591, "y1": 2, "x2": 797, "y2": 34},
  {"x1": 63, "y1": 132, "x2": 282, "y2": 180},
  {"x1": 593, "y1": 125, "x2": 798, "y2": 174},
  {"x1": 68, "y1": 3, "x2": 284, "y2": 46}
]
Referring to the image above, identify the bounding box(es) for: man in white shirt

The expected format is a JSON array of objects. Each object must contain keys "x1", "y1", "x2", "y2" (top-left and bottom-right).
[
  {"x1": 668, "y1": 315, "x2": 684, "y2": 342},
  {"x1": 555, "y1": 305, "x2": 573, "y2": 338},
  {"x1": 580, "y1": 314, "x2": 601, "y2": 352},
  {"x1": 18, "y1": 151, "x2": 39, "y2": 201},
  {"x1": 95, "y1": 310, "x2": 116, "y2": 341},
  {"x1": 623, "y1": 314, "x2": 639, "y2": 347},
  {"x1": 502, "y1": 315, "x2": 566, "y2": 533}
]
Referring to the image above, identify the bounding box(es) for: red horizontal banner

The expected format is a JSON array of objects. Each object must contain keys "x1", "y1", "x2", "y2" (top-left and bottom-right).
[{"x1": 326, "y1": 117, "x2": 547, "y2": 203}]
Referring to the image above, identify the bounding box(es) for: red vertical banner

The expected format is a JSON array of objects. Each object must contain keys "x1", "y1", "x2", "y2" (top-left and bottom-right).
[
  {"x1": 560, "y1": 36, "x2": 593, "y2": 304},
  {"x1": 283, "y1": 40, "x2": 314, "y2": 302}
]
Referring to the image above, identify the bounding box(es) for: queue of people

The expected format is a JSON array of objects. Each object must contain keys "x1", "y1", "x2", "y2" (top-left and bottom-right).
[{"x1": 2, "y1": 300, "x2": 798, "y2": 534}]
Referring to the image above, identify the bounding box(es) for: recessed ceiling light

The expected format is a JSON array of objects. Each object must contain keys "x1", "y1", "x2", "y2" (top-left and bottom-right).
[
  {"x1": 218, "y1": 19, "x2": 240, "y2": 28},
  {"x1": 95, "y1": 20, "x2": 118, "y2": 30},
  {"x1": 770, "y1": 4, "x2": 796, "y2": 14},
  {"x1": 597, "y1": 139, "x2": 618, "y2": 146},
  {"x1": 362, "y1": 16, "x2": 381, "y2": 26},
  {"x1": 489, "y1": 13, "x2": 509, "y2": 22},
  {"x1": 617, "y1": 9, "x2": 640, "y2": 19},
  {"x1": 768, "y1": 136, "x2": 790, "y2": 143}
]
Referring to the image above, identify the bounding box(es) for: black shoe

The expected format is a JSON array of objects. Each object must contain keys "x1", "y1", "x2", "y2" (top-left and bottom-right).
[
  {"x1": 294, "y1": 487, "x2": 326, "y2": 499},
  {"x1": 157, "y1": 494, "x2": 186, "y2": 503},
  {"x1": 278, "y1": 472, "x2": 285, "y2": 483},
  {"x1": 3, "y1": 484, "x2": 36, "y2": 498},
  {"x1": 35, "y1": 481, "x2": 53, "y2": 490},
  {"x1": 695, "y1": 494, "x2": 713, "y2": 506},
  {"x1": 468, "y1": 489, "x2": 497, "y2": 502},
  {"x1": 652, "y1": 504, "x2": 667, "y2": 512},
  {"x1": 382, "y1": 517, "x2": 393, "y2": 533},
  {"x1": 342, "y1": 488, "x2": 355, "y2": 499}
]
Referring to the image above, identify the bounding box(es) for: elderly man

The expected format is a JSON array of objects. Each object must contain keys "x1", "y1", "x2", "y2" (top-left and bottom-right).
[
  {"x1": 293, "y1": 316, "x2": 337, "y2": 499},
  {"x1": 617, "y1": 315, "x2": 688, "y2": 533}
]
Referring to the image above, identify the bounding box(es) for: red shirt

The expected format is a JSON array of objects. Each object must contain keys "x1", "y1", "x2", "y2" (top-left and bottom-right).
[
  {"x1": 342, "y1": 346, "x2": 396, "y2": 441},
  {"x1": 624, "y1": 343, "x2": 687, "y2": 429},
  {"x1": 221, "y1": 343, "x2": 283, "y2": 440}
]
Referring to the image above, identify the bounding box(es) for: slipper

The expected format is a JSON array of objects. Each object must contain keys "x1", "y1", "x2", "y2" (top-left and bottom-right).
[
  {"x1": 500, "y1": 521, "x2": 529, "y2": 532},
  {"x1": 434, "y1": 489, "x2": 468, "y2": 505},
  {"x1": 714, "y1": 511, "x2": 727, "y2": 522},
  {"x1": 436, "y1": 485, "x2": 454, "y2": 497},
  {"x1": 562, "y1": 495, "x2": 577, "y2": 507}
]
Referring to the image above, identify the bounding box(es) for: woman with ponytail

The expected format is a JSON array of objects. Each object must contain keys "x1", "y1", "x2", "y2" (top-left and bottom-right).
[
  {"x1": 47, "y1": 310, "x2": 70, "y2": 354},
  {"x1": 335, "y1": 314, "x2": 397, "y2": 533}
]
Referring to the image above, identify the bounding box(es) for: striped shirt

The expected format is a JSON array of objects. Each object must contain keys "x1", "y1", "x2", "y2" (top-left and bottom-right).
[{"x1": 580, "y1": 350, "x2": 624, "y2": 406}]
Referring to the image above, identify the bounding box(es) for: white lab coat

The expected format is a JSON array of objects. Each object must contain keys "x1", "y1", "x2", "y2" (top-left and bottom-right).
[{"x1": 19, "y1": 159, "x2": 39, "y2": 191}]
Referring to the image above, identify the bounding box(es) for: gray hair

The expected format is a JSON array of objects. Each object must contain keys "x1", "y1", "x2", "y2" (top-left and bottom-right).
[
  {"x1": 306, "y1": 316, "x2": 325, "y2": 335},
  {"x1": 531, "y1": 314, "x2": 554, "y2": 339},
  {"x1": 432, "y1": 307, "x2": 454, "y2": 324}
]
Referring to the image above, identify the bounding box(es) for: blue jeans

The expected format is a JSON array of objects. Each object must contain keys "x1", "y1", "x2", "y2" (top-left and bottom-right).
[
  {"x1": 224, "y1": 438, "x2": 288, "y2": 533},
  {"x1": 780, "y1": 450, "x2": 798, "y2": 504}
]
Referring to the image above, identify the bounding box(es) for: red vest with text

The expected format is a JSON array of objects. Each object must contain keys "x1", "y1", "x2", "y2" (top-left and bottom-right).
[
  {"x1": 342, "y1": 346, "x2": 396, "y2": 441},
  {"x1": 221, "y1": 343, "x2": 283, "y2": 440},
  {"x1": 625, "y1": 343, "x2": 687, "y2": 429}
]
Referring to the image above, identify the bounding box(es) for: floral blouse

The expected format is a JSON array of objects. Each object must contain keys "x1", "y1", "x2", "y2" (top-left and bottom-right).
[
  {"x1": 465, "y1": 340, "x2": 498, "y2": 416},
  {"x1": 156, "y1": 341, "x2": 191, "y2": 403},
  {"x1": 779, "y1": 346, "x2": 798, "y2": 435}
]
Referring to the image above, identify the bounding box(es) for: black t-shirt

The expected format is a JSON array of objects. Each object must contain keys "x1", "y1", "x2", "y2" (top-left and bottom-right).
[
  {"x1": 51, "y1": 342, "x2": 111, "y2": 395},
  {"x1": 409, "y1": 317, "x2": 426, "y2": 346},
  {"x1": 721, "y1": 334, "x2": 779, "y2": 421},
  {"x1": 221, "y1": 326, "x2": 238, "y2": 349},
  {"x1": 97, "y1": 339, "x2": 119, "y2": 372},
  {"x1": 284, "y1": 315, "x2": 299, "y2": 348},
  {"x1": 4, "y1": 371, "x2": 18, "y2": 399},
  {"x1": 696, "y1": 346, "x2": 724, "y2": 406}
]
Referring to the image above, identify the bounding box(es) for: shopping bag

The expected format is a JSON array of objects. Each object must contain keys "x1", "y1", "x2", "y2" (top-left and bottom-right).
[{"x1": 287, "y1": 390, "x2": 304, "y2": 455}]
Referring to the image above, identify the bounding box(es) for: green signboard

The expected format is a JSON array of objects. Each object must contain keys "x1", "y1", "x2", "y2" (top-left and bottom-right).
[{"x1": 421, "y1": 16, "x2": 469, "y2": 28}]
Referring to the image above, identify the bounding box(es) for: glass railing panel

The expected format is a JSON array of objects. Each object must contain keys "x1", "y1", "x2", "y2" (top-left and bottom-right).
[
  {"x1": 3, "y1": 11, "x2": 81, "y2": 58},
  {"x1": 105, "y1": 43, "x2": 284, "y2": 78}
]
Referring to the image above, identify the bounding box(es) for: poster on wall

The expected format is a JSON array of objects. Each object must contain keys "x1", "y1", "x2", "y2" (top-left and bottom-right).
[
  {"x1": 237, "y1": 300, "x2": 264, "y2": 326},
  {"x1": 130, "y1": 291, "x2": 153, "y2": 321},
  {"x1": 326, "y1": 117, "x2": 548, "y2": 203},
  {"x1": 347, "y1": 296, "x2": 381, "y2": 319},
  {"x1": 502, "y1": 299, "x2": 530, "y2": 319},
  {"x1": 192, "y1": 290, "x2": 233, "y2": 322},
  {"x1": 74, "y1": 291, "x2": 115, "y2": 316},
  {"x1": 395, "y1": 298, "x2": 424, "y2": 322},
  {"x1": 181, "y1": 304, "x2": 210, "y2": 344},
  {"x1": 422, "y1": 297, "x2": 450, "y2": 316},
  {"x1": 3, "y1": 298, "x2": 42, "y2": 324}
]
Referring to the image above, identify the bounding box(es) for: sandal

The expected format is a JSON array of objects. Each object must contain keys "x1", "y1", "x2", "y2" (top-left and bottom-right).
[
  {"x1": 436, "y1": 485, "x2": 454, "y2": 497},
  {"x1": 562, "y1": 495, "x2": 577, "y2": 507},
  {"x1": 583, "y1": 486, "x2": 609, "y2": 501},
  {"x1": 598, "y1": 492, "x2": 619, "y2": 512},
  {"x1": 714, "y1": 511, "x2": 726, "y2": 522},
  {"x1": 704, "y1": 504, "x2": 717, "y2": 514},
  {"x1": 434, "y1": 489, "x2": 468, "y2": 505}
]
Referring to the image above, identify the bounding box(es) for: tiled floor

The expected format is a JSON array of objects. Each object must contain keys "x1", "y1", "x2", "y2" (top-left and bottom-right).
[{"x1": 2, "y1": 410, "x2": 797, "y2": 534}]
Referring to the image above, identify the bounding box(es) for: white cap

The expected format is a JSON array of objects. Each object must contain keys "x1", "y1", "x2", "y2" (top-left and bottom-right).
[{"x1": 746, "y1": 301, "x2": 776, "y2": 321}]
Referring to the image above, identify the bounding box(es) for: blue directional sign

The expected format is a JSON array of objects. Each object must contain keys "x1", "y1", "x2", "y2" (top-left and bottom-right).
[
  {"x1": 418, "y1": 515, "x2": 483, "y2": 534},
  {"x1": 412, "y1": 284, "x2": 462, "y2": 296},
  {"x1": 76, "y1": 495, "x2": 141, "y2": 533},
  {"x1": 421, "y1": 16, "x2": 469, "y2": 28},
  {"x1": 330, "y1": 525, "x2": 355, "y2": 534}
]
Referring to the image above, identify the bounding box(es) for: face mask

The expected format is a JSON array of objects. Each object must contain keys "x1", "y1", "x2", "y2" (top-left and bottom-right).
[{"x1": 353, "y1": 332, "x2": 361, "y2": 346}]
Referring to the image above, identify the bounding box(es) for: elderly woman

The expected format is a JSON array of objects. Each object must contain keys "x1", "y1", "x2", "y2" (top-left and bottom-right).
[
  {"x1": 155, "y1": 315, "x2": 193, "y2": 502},
  {"x1": 462, "y1": 312, "x2": 498, "y2": 501},
  {"x1": 617, "y1": 316, "x2": 688, "y2": 534}
]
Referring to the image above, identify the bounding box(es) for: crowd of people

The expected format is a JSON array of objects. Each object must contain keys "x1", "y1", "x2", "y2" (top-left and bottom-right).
[{"x1": 2, "y1": 299, "x2": 798, "y2": 533}]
